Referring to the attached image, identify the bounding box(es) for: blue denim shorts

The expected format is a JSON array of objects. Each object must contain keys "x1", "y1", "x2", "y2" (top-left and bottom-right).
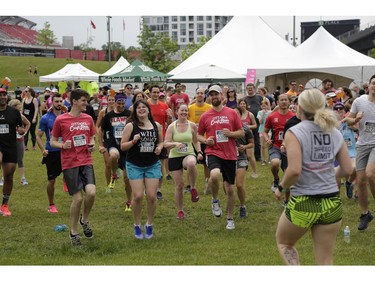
[{"x1": 126, "y1": 160, "x2": 162, "y2": 180}]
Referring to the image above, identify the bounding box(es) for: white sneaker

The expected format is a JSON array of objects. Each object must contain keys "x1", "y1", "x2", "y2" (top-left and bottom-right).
[
  {"x1": 20, "y1": 177, "x2": 28, "y2": 186},
  {"x1": 226, "y1": 219, "x2": 235, "y2": 230},
  {"x1": 212, "y1": 200, "x2": 222, "y2": 217},
  {"x1": 0, "y1": 178, "x2": 3, "y2": 187},
  {"x1": 251, "y1": 172, "x2": 258, "y2": 179}
]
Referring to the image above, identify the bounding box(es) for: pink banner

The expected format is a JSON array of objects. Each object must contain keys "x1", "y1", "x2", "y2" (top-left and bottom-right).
[{"x1": 246, "y1": 69, "x2": 256, "y2": 84}]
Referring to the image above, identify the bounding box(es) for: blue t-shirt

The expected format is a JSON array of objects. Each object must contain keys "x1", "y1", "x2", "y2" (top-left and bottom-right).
[{"x1": 38, "y1": 111, "x2": 61, "y2": 152}]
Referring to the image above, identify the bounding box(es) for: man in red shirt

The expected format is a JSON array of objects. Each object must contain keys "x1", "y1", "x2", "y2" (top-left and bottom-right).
[
  {"x1": 148, "y1": 85, "x2": 173, "y2": 200},
  {"x1": 51, "y1": 89, "x2": 96, "y2": 246},
  {"x1": 170, "y1": 83, "x2": 190, "y2": 119},
  {"x1": 198, "y1": 85, "x2": 244, "y2": 230},
  {"x1": 263, "y1": 93, "x2": 295, "y2": 193}
]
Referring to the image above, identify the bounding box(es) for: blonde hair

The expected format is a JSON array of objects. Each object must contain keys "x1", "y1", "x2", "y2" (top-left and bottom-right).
[
  {"x1": 8, "y1": 99, "x2": 21, "y2": 108},
  {"x1": 298, "y1": 89, "x2": 338, "y2": 132}
]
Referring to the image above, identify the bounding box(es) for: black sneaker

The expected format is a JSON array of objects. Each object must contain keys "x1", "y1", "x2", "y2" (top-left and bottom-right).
[
  {"x1": 69, "y1": 232, "x2": 81, "y2": 246},
  {"x1": 271, "y1": 178, "x2": 279, "y2": 193},
  {"x1": 157, "y1": 190, "x2": 163, "y2": 200},
  {"x1": 358, "y1": 211, "x2": 374, "y2": 231},
  {"x1": 345, "y1": 181, "x2": 353, "y2": 199},
  {"x1": 80, "y1": 216, "x2": 93, "y2": 238}
]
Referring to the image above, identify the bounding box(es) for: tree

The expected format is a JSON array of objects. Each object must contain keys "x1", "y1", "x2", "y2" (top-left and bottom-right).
[
  {"x1": 36, "y1": 22, "x2": 57, "y2": 48},
  {"x1": 138, "y1": 24, "x2": 179, "y2": 73},
  {"x1": 101, "y1": 41, "x2": 126, "y2": 61},
  {"x1": 370, "y1": 39, "x2": 375, "y2": 59},
  {"x1": 181, "y1": 36, "x2": 211, "y2": 61}
]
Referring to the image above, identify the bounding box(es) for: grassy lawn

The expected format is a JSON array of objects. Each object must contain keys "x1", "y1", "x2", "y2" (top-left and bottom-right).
[{"x1": 1, "y1": 145, "x2": 374, "y2": 266}]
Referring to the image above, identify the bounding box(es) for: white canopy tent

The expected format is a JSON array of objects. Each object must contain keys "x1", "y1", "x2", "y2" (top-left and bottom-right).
[
  {"x1": 39, "y1": 63, "x2": 100, "y2": 82},
  {"x1": 168, "y1": 64, "x2": 246, "y2": 83},
  {"x1": 169, "y1": 16, "x2": 295, "y2": 76},
  {"x1": 101, "y1": 56, "x2": 130, "y2": 76},
  {"x1": 256, "y1": 26, "x2": 375, "y2": 82}
]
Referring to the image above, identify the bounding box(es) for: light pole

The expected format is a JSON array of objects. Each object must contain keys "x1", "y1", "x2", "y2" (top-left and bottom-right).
[{"x1": 107, "y1": 16, "x2": 112, "y2": 67}]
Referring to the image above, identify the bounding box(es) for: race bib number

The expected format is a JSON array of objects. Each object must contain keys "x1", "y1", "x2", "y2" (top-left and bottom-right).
[
  {"x1": 0, "y1": 124, "x2": 9, "y2": 134},
  {"x1": 365, "y1": 122, "x2": 375, "y2": 134},
  {"x1": 73, "y1": 134, "x2": 87, "y2": 147},
  {"x1": 23, "y1": 109, "x2": 30, "y2": 115},
  {"x1": 114, "y1": 126, "x2": 124, "y2": 139},
  {"x1": 176, "y1": 143, "x2": 188, "y2": 153},
  {"x1": 344, "y1": 138, "x2": 352, "y2": 147},
  {"x1": 216, "y1": 130, "x2": 228, "y2": 143},
  {"x1": 92, "y1": 105, "x2": 99, "y2": 111},
  {"x1": 140, "y1": 142, "x2": 155, "y2": 153}
]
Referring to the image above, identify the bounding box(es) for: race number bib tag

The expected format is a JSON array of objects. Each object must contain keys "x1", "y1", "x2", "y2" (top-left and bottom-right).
[
  {"x1": 344, "y1": 138, "x2": 352, "y2": 147},
  {"x1": 92, "y1": 105, "x2": 99, "y2": 111},
  {"x1": 23, "y1": 109, "x2": 30, "y2": 115},
  {"x1": 365, "y1": 122, "x2": 375, "y2": 134},
  {"x1": 176, "y1": 143, "x2": 188, "y2": 153},
  {"x1": 73, "y1": 134, "x2": 87, "y2": 147},
  {"x1": 0, "y1": 124, "x2": 9, "y2": 134},
  {"x1": 114, "y1": 126, "x2": 124, "y2": 139},
  {"x1": 216, "y1": 130, "x2": 228, "y2": 143},
  {"x1": 140, "y1": 142, "x2": 155, "y2": 153}
]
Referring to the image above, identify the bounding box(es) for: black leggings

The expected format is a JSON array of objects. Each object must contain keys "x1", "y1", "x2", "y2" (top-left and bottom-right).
[{"x1": 24, "y1": 119, "x2": 37, "y2": 147}]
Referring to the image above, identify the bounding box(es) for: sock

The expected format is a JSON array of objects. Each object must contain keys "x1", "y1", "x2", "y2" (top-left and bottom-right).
[{"x1": 2, "y1": 194, "x2": 10, "y2": 205}]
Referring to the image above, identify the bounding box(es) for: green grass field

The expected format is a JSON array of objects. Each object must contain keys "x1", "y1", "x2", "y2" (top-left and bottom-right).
[{"x1": 0, "y1": 145, "x2": 374, "y2": 266}]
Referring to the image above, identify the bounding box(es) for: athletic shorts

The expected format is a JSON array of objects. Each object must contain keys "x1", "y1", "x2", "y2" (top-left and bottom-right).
[
  {"x1": 157, "y1": 147, "x2": 169, "y2": 160},
  {"x1": 0, "y1": 144, "x2": 17, "y2": 163},
  {"x1": 126, "y1": 160, "x2": 161, "y2": 180},
  {"x1": 43, "y1": 151, "x2": 62, "y2": 180},
  {"x1": 285, "y1": 194, "x2": 342, "y2": 228},
  {"x1": 168, "y1": 155, "x2": 196, "y2": 171},
  {"x1": 236, "y1": 159, "x2": 248, "y2": 169},
  {"x1": 356, "y1": 145, "x2": 375, "y2": 171},
  {"x1": 206, "y1": 155, "x2": 236, "y2": 185},
  {"x1": 269, "y1": 146, "x2": 282, "y2": 161},
  {"x1": 63, "y1": 165, "x2": 96, "y2": 196}
]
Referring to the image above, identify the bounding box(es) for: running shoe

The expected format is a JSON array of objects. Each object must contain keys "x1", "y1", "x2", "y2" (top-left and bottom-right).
[
  {"x1": 0, "y1": 204, "x2": 11, "y2": 216},
  {"x1": 48, "y1": 204, "x2": 59, "y2": 213},
  {"x1": 125, "y1": 201, "x2": 132, "y2": 212},
  {"x1": 166, "y1": 174, "x2": 172, "y2": 181},
  {"x1": 0, "y1": 177, "x2": 3, "y2": 187},
  {"x1": 226, "y1": 218, "x2": 235, "y2": 230},
  {"x1": 271, "y1": 178, "x2": 279, "y2": 193},
  {"x1": 211, "y1": 199, "x2": 222, "y2": 217},
  {"x1": 345, "y1": 181, "x2": 353, "y2": 199},
  {"x1": 80, "y1": 216, "x2": 93, "y2": 238},
  {"x1": 239, "y1": 206, "x2": 247, "y2": 218},
  {"x1": 177, "y1": 210, "x2": 185, "y2": 219},
  {"x1": 184, "y1": 185, "x2": 191, "y2": 193},
  {"x1": 191, "y1": 187, "x2": 199, "y2": 202},
  {"x1": 69, "y1": 232, "x2": 82, "y2": 246},
  {"x1": 251, "y1": 172, "x2": 259, "y2": 179},
  {"x1": 134, "y1": 225, "x2": 143, "y2": 240},
  {"x1": 20, "y1": 177, "x2": 28, "y2": 186},
  {"x1": 157, "y1": 190, "x2": 163, "y2": 200},
  {"x1": 144, "y1": 224, "x2": 153, "y2": 239},
  {"x1": 108, "y1": 174, "x2": 117, "y2": 189},
  {"x1": 358, "y1": 211, "x2": 374, "y2": 231}
]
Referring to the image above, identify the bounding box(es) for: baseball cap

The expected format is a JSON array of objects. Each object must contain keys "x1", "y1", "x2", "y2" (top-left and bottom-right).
[
  {"x1": 0, "y1": 88, "x2": 6, "y2": 93},
  {"x1": 45, "y1": 87, "x2": 51, "y2": 91},
  {"x1": 208, "y1": 85, "x2": 222, "y2": 94},
  {"x1": 159, "y1": 92, "x2": 165, "y2": 97},
  {"x1": 115, "y1": 94, "x2": 127, "y2": 102}
]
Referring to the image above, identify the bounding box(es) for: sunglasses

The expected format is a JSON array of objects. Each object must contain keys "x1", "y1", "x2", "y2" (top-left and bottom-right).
[{"x1": 126, "y1": 87, "x2": 132, "y2": 90}]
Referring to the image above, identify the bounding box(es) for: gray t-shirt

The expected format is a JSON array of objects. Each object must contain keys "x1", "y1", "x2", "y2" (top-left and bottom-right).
[
  {"x1": 350, "y1": 94, "x2": 375, "y2": 146},
  {"x1": 289, "y1": 120, "x2": 343, "y2": 196}
]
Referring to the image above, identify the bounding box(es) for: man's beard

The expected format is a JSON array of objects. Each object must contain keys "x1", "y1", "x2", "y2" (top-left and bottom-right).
[{"x1": 211, "y1": 98, "x2": 221, "y2": 107}]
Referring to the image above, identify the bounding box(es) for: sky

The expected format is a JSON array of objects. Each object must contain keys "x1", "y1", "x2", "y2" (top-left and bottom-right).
[{"x1": 10, "y1": 0, "x2": 375, "y2": 51}]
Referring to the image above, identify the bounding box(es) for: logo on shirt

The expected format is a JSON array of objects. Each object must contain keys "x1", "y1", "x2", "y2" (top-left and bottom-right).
[
  {"x1": 311, "y1": 132, "x2": 333, "y2": 161},
  {"x1": 70, "y1": 122, "x2": 90, "y2": 132},
  {"x1": 210, "y1": 116, "x2": 230, "y2": 126}
]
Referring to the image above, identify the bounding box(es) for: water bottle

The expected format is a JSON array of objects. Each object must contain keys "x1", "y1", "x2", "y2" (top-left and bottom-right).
[
  {"x1": 343, "y1": 225, "x2": 350, "y2": 243},
  {"x1": 54, "y1": 224, "x2": 68, "y2": 232}
]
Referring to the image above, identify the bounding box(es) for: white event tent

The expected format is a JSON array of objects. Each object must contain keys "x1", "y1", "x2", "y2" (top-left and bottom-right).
[
  {"x1": 39, "y1": 63, "x2": 100, "y2": 82},
  {"x1": 256, "y1": 26, "x2": 375, "y2": 82},
  {"x1": 169, "y1": 16, "x2": 295, "y2": 77},
  {"x1": 101, "y1": 56, "x2": 130, "y2": 76}
]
